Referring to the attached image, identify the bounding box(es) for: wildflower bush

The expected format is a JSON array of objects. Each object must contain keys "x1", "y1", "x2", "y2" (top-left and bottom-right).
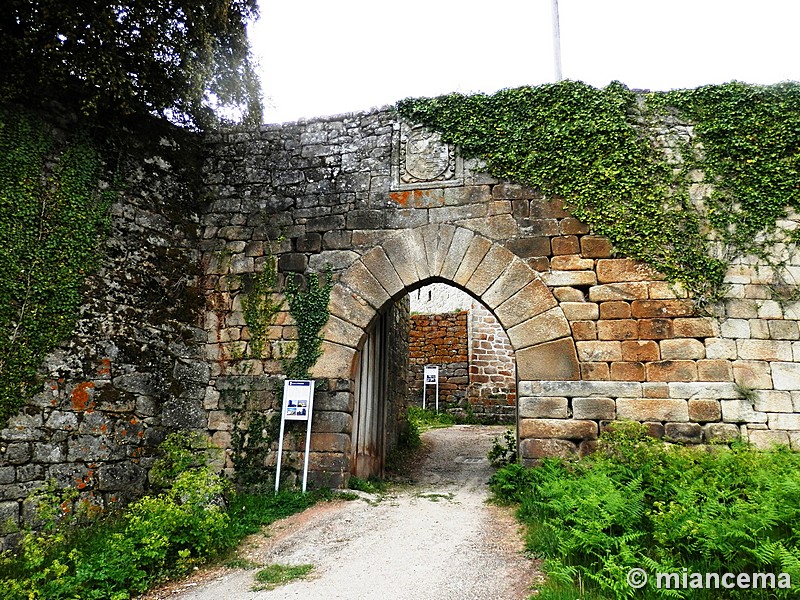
[{"x1": 0, "y1": 432, "x2": 319, "y2": 599}]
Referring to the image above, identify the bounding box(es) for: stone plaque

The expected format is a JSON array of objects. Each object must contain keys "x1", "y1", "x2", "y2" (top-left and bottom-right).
[{"x1": 392, "y1": 122, "x2": 463, "y2": 190}]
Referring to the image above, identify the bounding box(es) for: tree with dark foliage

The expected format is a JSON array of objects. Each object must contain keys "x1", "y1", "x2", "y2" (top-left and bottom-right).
[{"x1": 0, "y1": 0, "x2": 262, "y2": 128}]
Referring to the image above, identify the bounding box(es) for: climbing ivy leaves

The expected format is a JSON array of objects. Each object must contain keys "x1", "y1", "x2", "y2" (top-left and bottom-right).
[
  {"x1": 397, "y1": 80, "x2": 800, "y2": 303},
  {"x1": 283, "y1": 268, "x2": 332, "y2": 380},
  {"x1": 656, "y1": 82, "x2": 800, "y2": 259},
  {"x1": 0, "y1": 109, "x2": 112, "y2": 425}
]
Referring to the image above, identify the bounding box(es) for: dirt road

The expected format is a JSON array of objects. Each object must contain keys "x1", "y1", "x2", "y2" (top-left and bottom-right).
[{"x1": 156, "y1": 425, "x2": 538, "y2": 600}]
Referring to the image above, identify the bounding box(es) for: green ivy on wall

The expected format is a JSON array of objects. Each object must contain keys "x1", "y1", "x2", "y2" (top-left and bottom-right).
[
  {"x1": 283, "y1": 268, "x2": 333, "y2": 380},
  {"x1": 397, "y1": 81, "x2": 800, "y2": 303},
  {"x1": 241, "y1": 255, "x2": 280, "y2": 359},
  {"x1": 0, "y1": 108, "x2": 112, "y2": 425}
]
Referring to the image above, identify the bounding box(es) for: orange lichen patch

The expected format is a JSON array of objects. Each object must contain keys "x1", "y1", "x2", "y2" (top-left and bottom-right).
[
  {"x1": 388, "y1": 189, "x2": 445, "y2": 208},
  {"x1": 71, "y1": 382, "x2": 95, "y2": 411},
  {"x1": 130, "y1": 417, "x2": 138, "y2": 425},
  {"x1": 389, "y1": 190, "x2": 411, "y2": 206},
  {"x1": 100, "y1": 424, "x2": 108, "y2": 433},
  {"x1": 96, "y1": 358, "x2": 112, "y2": 377}
]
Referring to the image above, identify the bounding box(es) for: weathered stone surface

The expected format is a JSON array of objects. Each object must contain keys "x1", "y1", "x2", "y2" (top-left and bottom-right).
[
  {"x1": 541, "y1": 270, "x2": 597, "y2": 287},
  {"x1": 748, "y1": 430, "x2": 791, "y2": 449},
  {"x1": 516, "y1": 338, "x2": 580, "y2": 381},
  {"x1": 360, "y1": 247, "x2": 404, "y2": 298},
  {"x1": 597, "y1": 320, "x2": 638, "y2": 340},
  {"x1": 465, "y1": 245, "x2": 516, "y2": 297},
  {"x1": 616, "y1": 399, "x2": 689, "y2": 422},
  {"x1": 311, "y1": 411, "x2": 353, "y2": 434},
  {"x1": 580, "y1": 235, "x2": 613, "y2": 258},
  {"x1": 704, "y1": 422, "x2": 740, "y2": 443},
  {"x1": 494, "y1": 279, "x2": 557, "y2": 329},
  {"x1": 572, "y1": 397, "x2": 615, "y2": 420},
  {"x1": 720, "y1": 400, "x2": 768, "y2": 423},
  {"x1": 768, "y1": 413, "x2": 800, "y2": 431},
  {"x1": 309, "y1": 342, "x2": 356, "y2": 380},
  {"x1": 688, "y1": 399, "x2": 722, "y2": 422},
  {"x1": 696, "y1": 359, "x2": 733, "y2": 382},
  {"x1": 589, "y1": 283, "x2": 648, "y2": 302},
  {"x1": 667, "y1": 382, "x2": 741, "y2": 399},
  {"x1": 599, "y1": 301, "x2": 632, "y2": 319},
  {"x1": 560, "y1": 302, "x2": 599, "y2": 321},
  {"x1": 328, "y1": 284, "x2": 375, "y2": 330},
  {"x1": 453, "y1": 235, "x2": 493, "y2": 287},
  {"x1": 520, "y1": 380, "x2": 642, "y2": 398},
  {"x1": 576, "y1": 341, "x2": 622, "y2": 362},
  {"x1": 621, "y1": 340, "x2": 660, "y2": 362},
  {"x1": 311, "y1": 433, "x2": 351, "y2": 453},
  {"x1": 519, "y1": 418, "x2": 598, "y2": 440},
  {"x1": 733, "y1": 360, "x2": 773, "y2": 389},
  {"x1": 753, "y1": 390, "x2": 794, "y2": 413},
  {"x1": 321, "y1": 314, "x2": 365, "y2": 350},
  {"x1": 507, "y1": 308, "x2": 571, "y2": 350},
  {"x1": 481, "y1": 258, "x2": 535, "y2": 310},
  {"x1": 97, "y1": 463, "x2": 146, "y2": 492},
  {"x1": 520, "y1": 438, "x2": 577, "y2": 460},
  {"x1": 664, "y1": 422, "x2": 703, "y2": 443},
  {"x1": 738, "y1": 339, "x2": 793, "y2": 361},
  {"x1": 339, "y1": 260, "x2": 390, "y2": 310},
  {"x1": 422, "y1": 224, "x2": 457, "y2": 277},
  {"x1": 645, "y1": 360, "x2": 697, "y2": 382},
  {"x1": 673, "y1": 318, "x2": 715, "y2": 338},
  {"x1": 660, "y1": 338, "x2": 705, "y2": 360},
  {"x1": 772, "y1": 362, "x2": 800, "y2": 390},
  {"x1": 439, "y1": 227, "x2": 475, "y2": 281},
  {"x1": 610, "y1": 362, "x2": 645, "y2": 381},
  {"x1": 597, "y1": 258, "x2": 660, "y2": 283},
  {"x1": 518, "y1": 397, "x2": 568, "y2": 419}
]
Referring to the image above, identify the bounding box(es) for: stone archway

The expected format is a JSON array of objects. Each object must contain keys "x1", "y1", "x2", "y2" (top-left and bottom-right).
[
  {"x1": 311, "y1": 223, "x2": 580, "y2": 382},
  {"x1": 309, "y1": 223, "x2": 580, "y2": 478}
]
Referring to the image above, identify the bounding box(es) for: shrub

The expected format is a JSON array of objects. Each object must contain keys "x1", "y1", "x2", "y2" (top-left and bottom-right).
[
  {"x1": 0, "y1": 437, "x2": 318, "y2": 599},
  {"x1": 490, "y1": 424, "x2": 800, "y2": 599}
]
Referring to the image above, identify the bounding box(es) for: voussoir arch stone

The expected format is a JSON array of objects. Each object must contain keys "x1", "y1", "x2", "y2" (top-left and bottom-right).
[{"x1": 312, "y1": 224, "x2": 579, "y2": 381}]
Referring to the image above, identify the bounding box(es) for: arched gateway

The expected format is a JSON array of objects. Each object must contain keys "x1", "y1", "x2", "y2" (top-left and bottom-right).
[
  {"x1": 310, "y1": 224, "x2": 579, "y2": 478},
  {"x1": 197, "y1": 107, "x2": 800, "y2": 489}
]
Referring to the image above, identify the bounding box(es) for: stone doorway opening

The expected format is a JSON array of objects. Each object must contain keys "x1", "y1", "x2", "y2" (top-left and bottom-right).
[
  {"x1": 350, "y1": 281, "x2": 518, "y2": 481},
  {"x1": 408, "y1": 283, "x2": 517, "y2": 424}
]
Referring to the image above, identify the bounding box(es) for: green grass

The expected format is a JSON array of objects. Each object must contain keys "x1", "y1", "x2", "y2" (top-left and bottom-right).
[
  {"x1": 252, "y1": 563, "x2": 313, "y2": 591},
  {"x1": 407, "y1": 405, "x2": 456, "y2": 430},
  {"x1": 490, "y1": 422, "x2": 800, "y2": 599}
]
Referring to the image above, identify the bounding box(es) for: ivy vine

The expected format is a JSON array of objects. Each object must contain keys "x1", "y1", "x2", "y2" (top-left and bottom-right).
[
  {"x1": 0, "y1": 108, "x2": 112, "y2": 426},
  {"x1": 283, "y1": 268, "x2": 333, "y2": 380},
  {"x1": 240, "y1": 255, "x2": 280, "y2": 359},
  {"x1": 397, "y1": 81, "x2": 800, "y2": 303}
]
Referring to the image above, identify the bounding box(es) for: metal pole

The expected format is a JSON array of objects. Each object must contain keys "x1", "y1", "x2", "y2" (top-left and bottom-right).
[
  {"x1": 301, "y1": 393, "x2": 314, "y2": 493},
  {"x1": 274, "y1": 413, "x2": 287, "y2": 492},
  {"x1": 551, "y1": 0, "x2": 563, "y2": 81}
]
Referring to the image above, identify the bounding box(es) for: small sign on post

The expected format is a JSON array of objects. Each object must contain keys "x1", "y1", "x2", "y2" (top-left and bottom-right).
[
  {"x1": 422, "y1": 365, "x2": 439, "y2": 412},
  {"x1": 275, "y1": 380, "x2": 314, "y2": 493}
]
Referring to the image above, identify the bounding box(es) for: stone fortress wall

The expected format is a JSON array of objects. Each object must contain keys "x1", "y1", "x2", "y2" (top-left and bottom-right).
[
  {"x1": 3, "y1": 101, "x2": 800, "y2": 547},
  {"x1": 202, "y1": 106, "x2": 800, "y2": 475}
]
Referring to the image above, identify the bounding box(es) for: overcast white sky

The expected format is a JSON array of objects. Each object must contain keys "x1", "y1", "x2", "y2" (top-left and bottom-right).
[{"x1": 249, "y1": 0, "x2": 800, "y2": 124}]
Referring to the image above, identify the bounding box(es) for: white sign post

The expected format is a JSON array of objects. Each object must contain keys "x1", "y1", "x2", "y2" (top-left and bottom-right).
[
  {"x1": 422, "y1": 365, "x2": 439, "y2": 412},
  {"x1": 275, "y1": 379, "x2": 314, "y2": 493}
]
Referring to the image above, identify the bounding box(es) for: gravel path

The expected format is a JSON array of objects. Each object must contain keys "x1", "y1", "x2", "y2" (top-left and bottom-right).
[{"x1": 147, "y1": 425, "x2": 538, "y2": 600}]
